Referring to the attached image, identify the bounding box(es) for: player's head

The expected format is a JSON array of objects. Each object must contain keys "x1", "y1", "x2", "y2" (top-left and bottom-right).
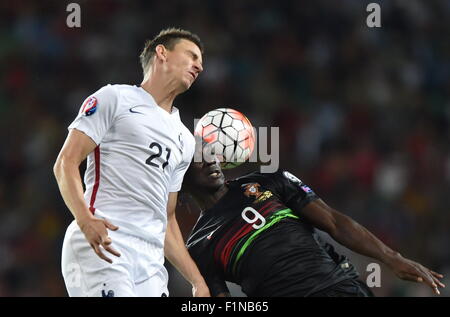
[
  {"x1": 140, "y1": 28, "x2": 204, "y2": 91},
  {"x1": 183, "y1": 151, "x2": 225, "y2": 196}
]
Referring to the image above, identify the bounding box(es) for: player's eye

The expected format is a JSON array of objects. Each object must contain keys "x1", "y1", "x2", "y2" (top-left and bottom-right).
[{"x1": 189, "y1": 51, "x2": 198, "y2": 61}]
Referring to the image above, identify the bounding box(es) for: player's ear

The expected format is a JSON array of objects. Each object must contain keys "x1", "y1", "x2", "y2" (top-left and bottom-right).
[{"x1": 155, "y1": 44, "x2": 167, "y2": 62}]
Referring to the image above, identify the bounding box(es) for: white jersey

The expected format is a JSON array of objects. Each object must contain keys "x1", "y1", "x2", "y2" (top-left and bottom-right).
[{"x1": 68, "y1": 84, "x2": 195, "y2": 248}]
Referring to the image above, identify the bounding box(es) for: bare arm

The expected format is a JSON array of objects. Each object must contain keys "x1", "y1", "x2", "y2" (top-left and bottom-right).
[
  {"x1": 54, "y1": 129, "x2": 97, "y2": 223},
  {"x1": 53, "y1": 128, "x2": 120, "y2": 263},
  {"x1": 164, "y1": 192, "x2": 210, "y2": 297},
  {"x1": 302, "y1": 199, "x2": 445, "y2": 294}
]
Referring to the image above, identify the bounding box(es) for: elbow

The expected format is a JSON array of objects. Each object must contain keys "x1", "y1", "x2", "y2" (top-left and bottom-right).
[
  {"x1": 326, "y1": 221, "x2": 339, "y2": 239},
  {"x1": 323, "y1": 209, "x2": 342, "y2": 239},
  {"x1": 329, "y1": 212, "x2": 357, "y2": 241},
  {"x1": 166, "y1": 210, "x2": 177, "y2": 223},
  {"x1": 53, "y1": 155, "x2": 70, "y2": 181},
  {"x1": 53, "y1": 158, "x2": 62, "y2": 180}
]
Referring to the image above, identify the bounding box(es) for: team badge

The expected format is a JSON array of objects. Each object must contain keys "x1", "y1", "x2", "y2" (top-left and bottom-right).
[
  {"x1": 81, "y1": 96, "x2": 98, "y2": 116},
  {"x1": 242, "y1": 183, "x2": 262, "y2": 199}
]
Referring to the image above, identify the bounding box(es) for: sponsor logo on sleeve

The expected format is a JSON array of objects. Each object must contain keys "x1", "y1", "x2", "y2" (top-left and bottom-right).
[
  {"x1": 81, "y1": 96, "x2": 98, "y2": 116},
  {"x1": 283, "y1": 171, "x2": 313, "y2": 193},
  {"x1": 301, "y1": 185, "x2": 313, "y2": 193},
  {"x1": 283, "y1": 171, "x2": 302, "y2": 185}
]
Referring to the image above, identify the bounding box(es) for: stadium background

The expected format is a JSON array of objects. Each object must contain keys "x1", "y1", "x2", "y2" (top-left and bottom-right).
[{"x1": 0, "y1": 0, "x2": 449, "y2": 296}]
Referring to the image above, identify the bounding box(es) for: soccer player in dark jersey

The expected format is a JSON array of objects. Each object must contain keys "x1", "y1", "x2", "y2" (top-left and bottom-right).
[{"x1": 183, "y1": 156, "x2": 445, "y2": 297}]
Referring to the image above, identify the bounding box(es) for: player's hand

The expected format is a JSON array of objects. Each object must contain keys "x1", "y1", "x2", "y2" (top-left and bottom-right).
[
  {"x1": 77, "y1": 215, "x2": 121, "y2": 264},
  {"x1": 386, "y1": 254, "x2": 445, "y2": 295},
  {"x1": 192, "y1": 281, "x2": 211, "y2": 297}
]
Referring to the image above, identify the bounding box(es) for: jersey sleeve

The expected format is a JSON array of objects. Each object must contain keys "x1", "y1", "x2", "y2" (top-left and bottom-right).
[
  {"x1": 272, "y1": 170, "x2": 319, "y2": 215},
  {"x1": 68, "y1": 85, "x2": 119, "y2": 145}
]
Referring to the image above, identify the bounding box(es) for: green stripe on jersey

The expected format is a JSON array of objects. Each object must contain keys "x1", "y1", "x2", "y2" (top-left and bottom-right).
[{"x1": 231, "y1": 208, "x2": 299, "y2": 274}]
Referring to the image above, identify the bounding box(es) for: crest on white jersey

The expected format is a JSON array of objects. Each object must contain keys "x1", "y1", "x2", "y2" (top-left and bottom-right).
[{"x1": 81, "y1": 96, "x2": 98, "y2": 116}]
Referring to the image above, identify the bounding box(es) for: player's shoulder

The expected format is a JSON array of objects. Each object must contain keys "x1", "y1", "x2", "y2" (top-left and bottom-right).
[
  {"x1": 183, "y1": 128, "x2": 195, "y2": 146},
  {"x1": 175, "y1": 116, "x2": 195, "y2": 149},
  {"x1": 233, "y1": 170, "x2": 304, "y2": 187},
  {"x1": 109, "y1": 83, "x2": 138, "y2": 92},
  {"x1": 102, "y1": 83, "x2": 151, "y2": 99},
  {"x1": 89, "y1": 84, "x2": 125, "y2": 102},
  {"x1": 106, "y1": 84, "x2": 142, "y2": 98},
  {"x1": 180, "y1": 128, "x2": 196, "y2": 157},
  {"x1": 181, "y1": 125, "x2": 195, "y2": 141},
  {"x1": 92, "y1": 83, "x2": 142, "y2": 94},
  {"x1": 90, "y1": 83, "x2": 115, "y2": 96},
  {"x1": 233, "y1": 170, "x2": 277, "y2": 185},
  {"x1": 277, "y1": 170, "x2": 305, "y2": 185},
  {"x1": 105, "y1": 84, "x2": 155, "y2": 110}
]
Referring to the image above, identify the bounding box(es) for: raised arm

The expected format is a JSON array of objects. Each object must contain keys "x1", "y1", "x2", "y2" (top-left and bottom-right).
[
  {"x1": 301, "y1": 199, "x2": 445, "y2": 295},
  {"x1": 164, "y1": 191, "x2": 210, "y2": 297}
]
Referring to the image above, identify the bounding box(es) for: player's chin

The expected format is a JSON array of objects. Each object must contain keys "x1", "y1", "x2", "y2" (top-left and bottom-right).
[
  {"x1": 181, "y1": 78, "x2": 193, "y2": 90},
  {"x1": 205, "y1": 173, "x2": 225, "y2": 188}
]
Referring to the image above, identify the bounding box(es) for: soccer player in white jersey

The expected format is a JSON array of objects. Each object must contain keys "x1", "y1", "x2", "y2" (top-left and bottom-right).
[{"x1": 53, "y1": 28, "x2": 209, "y2": 297}]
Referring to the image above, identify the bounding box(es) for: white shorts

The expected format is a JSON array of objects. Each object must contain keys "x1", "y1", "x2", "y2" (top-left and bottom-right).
[{"x1": 61, "y1": 220, "x2": 169, "y2": 297}]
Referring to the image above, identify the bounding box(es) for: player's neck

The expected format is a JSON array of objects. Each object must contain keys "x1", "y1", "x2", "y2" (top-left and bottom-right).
[
  {"x1": 141, "y1": 77, "x2": 181, "y2": 114},
  {"x1": 198, "y1": 185, "x2": 229, "y2": 211}
]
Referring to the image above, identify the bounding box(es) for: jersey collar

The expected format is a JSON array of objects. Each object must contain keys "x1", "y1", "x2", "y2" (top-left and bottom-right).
[{"x1": 138, "y1": 86, "x2": 180, "y2": 118}]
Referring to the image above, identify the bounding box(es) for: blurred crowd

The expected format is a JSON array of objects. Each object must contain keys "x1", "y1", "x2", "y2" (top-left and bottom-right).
[{"x1": 0, "y1": 0, "x2": 449, "y2": 296}]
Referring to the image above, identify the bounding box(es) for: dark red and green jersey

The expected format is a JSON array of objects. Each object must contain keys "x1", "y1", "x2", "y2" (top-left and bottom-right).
[{"x1": 186, "y1": 170, "x2": 359, "y2": 297}]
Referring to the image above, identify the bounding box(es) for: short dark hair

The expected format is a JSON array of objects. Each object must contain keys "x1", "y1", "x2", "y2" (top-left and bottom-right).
[{"x1": 139, "y1": 27, "x2": 203, "y2": 75}]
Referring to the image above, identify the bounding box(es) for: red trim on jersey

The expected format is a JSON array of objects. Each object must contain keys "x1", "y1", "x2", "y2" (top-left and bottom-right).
[{"x1": 89, "y1": 146, "x2": 101, "y2": 214}]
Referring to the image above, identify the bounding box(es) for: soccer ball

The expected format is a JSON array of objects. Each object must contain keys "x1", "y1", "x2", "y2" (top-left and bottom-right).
[{"x1": 194, "y1": 108, "x2": 255, "y2": 169}]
